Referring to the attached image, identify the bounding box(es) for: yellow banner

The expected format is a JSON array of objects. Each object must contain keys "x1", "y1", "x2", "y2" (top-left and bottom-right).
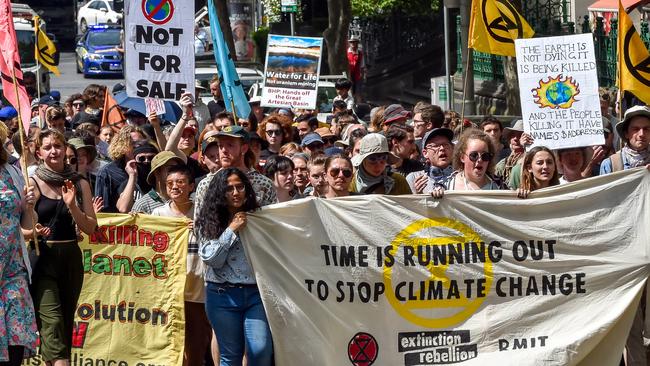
[
  {"x1": 34, "y1": 16, "x2": 60, "y2": 76},
  {"x1": 617, "y1": 0, "x2": 650, "y2": 105},
  {"x1": 24, "y1": 213, "x2": 188, "y2": 366},
  {"x1": 468, "y1": 0, "x2": 534, "y2": 57}
]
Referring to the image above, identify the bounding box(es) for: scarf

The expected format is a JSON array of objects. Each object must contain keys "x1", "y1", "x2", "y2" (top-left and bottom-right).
[
  {"x1": 35, "y1": 163, "x2": 83, "y2": 206},
  {"x1": 503, "y1": 151, "x2": 524, "y2": 184},
  {"x1": 356, "y1": 166, "x2": 395, "y2": 194},
  {"x1": 427, "y1": 165, "x2": 454, "y2": 186},
  {"x1": 622, "y1": 145, "x2": 650, "y2": 168}
]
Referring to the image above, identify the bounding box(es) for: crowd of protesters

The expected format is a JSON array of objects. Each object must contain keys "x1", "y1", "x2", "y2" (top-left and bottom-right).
[{"x1": 0, "y1": 76, "x2": 649, "y2": 366}]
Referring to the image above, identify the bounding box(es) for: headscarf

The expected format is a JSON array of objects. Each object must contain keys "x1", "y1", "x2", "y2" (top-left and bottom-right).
[{"x1": 621, "y1": 144, "x2": 650, "y2": 168}]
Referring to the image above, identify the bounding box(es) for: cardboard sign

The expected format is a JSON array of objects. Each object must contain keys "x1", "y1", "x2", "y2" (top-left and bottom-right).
[
  {"x1": 515, "y1": 34, "x2": 605, "y2": 150},
  {"x1": 261, "y1": 35, "x2": 323, "y2": 110},
  {"x1": 145, "y1": 97, "x2": 167, "y2": 116},
  {"x1": 125, "y1": 0, "x2": 195, "y2": 101}
]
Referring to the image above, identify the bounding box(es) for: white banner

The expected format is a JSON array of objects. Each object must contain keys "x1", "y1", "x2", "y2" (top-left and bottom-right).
[
  {"x1": 241, "y1": 169, "x2": 650, "y2": 366},
  {"x1": 261, "y1": 35, "x2": 323, "y2": 110},
  {"x1": 125, "y1": 0, "x2": 194, "y2": 101},
  {"x1": 516, "y1": 34, "x2": 605, "y2": 150}
]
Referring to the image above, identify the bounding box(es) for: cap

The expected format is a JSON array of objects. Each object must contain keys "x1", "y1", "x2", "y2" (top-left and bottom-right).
[
  {"x1": 195, "y1": 80, "x2": 207, "y2": 91},
  {"x1": 422, "y1": 128, "x2": 454, "y2": 146},
  {"x1": 201, "y1": 130, "x2": 220, "y2": 152},
  {"x1": 147, "y1": 151, "x2": 184, "y2": 185},
  {"x1": 324, "y1": 146, "x2": 344, "y2": 156},
  {"x1": 617, "y1": 105, "x2": 650, "y2": 138},
  {"x1": 315, "y1": 127, "x2": 335, "y2": 138},
  {"x1": 301, "y1": 132, "x2": 324, "y2": 147},
  {"x1": 133, "y1": 141, "x2": 159, "y2": 156},
  {"x1": 503, "y1": 119, "x2": 524, "y2": 140},
  {"x1": 0, "y1": 106, "x2": 18, "y2": 120},
  {"x1": 217, "y1": 125, "x2": 250, "y2": 142},
  {"x1": 383, "y1": 104, "x2": 410, "y2": 125},
  {"x1": 68, "y1": 137, "x2": 97, "y2": 161},
  {"x1": 350, "y1": 133, "x2": 400, "y2": 167},
  {"x1": 49, "y1": 90, "x2": 61, "y2": 101},
  {"x1": 30, "y1": 99, "x2": 39, "y2": 110},
  {"x1": 39, "y1": 95, "x2": 57, "y2": 106}
]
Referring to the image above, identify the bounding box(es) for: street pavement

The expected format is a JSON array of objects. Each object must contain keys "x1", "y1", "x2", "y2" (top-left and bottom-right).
[{"x1": 49, "y1": 52, "x2": 124, "y2": 100}]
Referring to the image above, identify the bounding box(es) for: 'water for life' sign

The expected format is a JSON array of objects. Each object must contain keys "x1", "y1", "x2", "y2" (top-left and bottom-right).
[
  {"x1": 261, "y1": 35, "x2": 323, "y2": 110},
  {"x1": 125, "y1": 0, "x2": 194, "y2": 101},
  {"x1": 515, "y1": 34, "x2": 605, "y2": 150}
]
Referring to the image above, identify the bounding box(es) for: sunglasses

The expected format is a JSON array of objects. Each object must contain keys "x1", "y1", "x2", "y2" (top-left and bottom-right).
[
  {"x1": 72, "y1": 102, "x2": 85, "y2": 107},
  {"x1": 136, "y1": 155, "x2": 155, "y2": 163},
  {"x1": 266, "y1": 129, "x2": 282, "y2": 136},
  {"x1": 465, "y1": 151, "x2": 493, "y2": 162},
  {"x1": 366, "y1": 154, "x2": 388, "y2": 163},
  {"x1": 226, "y1": 183, "x2": 246, "y2": 193},
  {"x1": 329, "y1": 168, "x2": 353, "y2": 178}
]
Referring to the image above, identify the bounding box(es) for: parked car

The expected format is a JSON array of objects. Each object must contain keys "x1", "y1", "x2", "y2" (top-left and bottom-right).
[
  {"x1": 195, "y1": 65, "x2": 263, "y2": 105},
  {"x1": 75, "y1": 25, "x2": 123, "y2": 78},
  {"x1": 77, "y1": 0, "x2": 122, "y2": 34}
]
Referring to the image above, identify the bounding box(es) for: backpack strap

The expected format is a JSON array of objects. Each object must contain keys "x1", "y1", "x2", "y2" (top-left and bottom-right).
[{"x1": 611, "y1": 152, "x2": 623, "y2": 172}]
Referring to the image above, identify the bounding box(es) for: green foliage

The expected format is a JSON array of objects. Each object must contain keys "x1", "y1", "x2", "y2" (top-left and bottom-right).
[
  {"x1": 351, "y1": 0, "x2": 440, "y2": 17},
  {"x1": 252, "y1": 26, "x2": 270, "y2": 62}
]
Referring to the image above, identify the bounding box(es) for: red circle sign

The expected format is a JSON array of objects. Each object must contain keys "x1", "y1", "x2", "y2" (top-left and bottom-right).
[
  {"x1": 348, "y1": 332, "x2": 378, "y2": 366},
  {"x1": 141, "y1": 0, "x2": 174, "y2": 25}
]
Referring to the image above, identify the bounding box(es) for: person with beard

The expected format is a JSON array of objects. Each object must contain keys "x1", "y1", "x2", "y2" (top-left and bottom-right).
[
  {"x1": 95, "y1": 126, "x2": 148, "y2": 212},
  {"x1": 115, "y1": 141, "x2": 158, "y2": 213},
  {"x1": 600, "y1": 105, "x2": 650, "y2": 174}
]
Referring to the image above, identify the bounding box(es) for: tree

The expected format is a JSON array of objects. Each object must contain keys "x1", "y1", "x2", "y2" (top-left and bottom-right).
[
  {"x1": 323, "y1": 0, "x2": 352, "y2": 75},
  {"x1": 351, "y1": 0, "x2": 439, "y2": 17},
  {"x1": 503, "y1": 0, "x2": 524, "y2": 115}
]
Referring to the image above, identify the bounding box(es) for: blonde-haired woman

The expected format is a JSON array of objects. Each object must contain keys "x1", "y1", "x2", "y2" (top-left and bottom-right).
[{"x1": 95, "y1": 125, "x2": 147, "y2": 212}]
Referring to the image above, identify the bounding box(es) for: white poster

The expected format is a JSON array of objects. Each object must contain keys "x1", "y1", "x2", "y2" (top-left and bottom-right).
[
  {"x1": 516, "y1": 34, "x2": 605, "y2": 150},
  {"x1": 241, "y1": 168, "x2": 650, "y2": 366},
  {"x1": 261, "y1": 35, "x2": 323, "y2": 110},
  {"x1": 125, "y1": 0, "x2": 195, "y2": 101}
]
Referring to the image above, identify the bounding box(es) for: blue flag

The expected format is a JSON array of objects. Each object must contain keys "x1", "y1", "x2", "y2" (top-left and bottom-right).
[{"x1": 207, "y1": 1, "x2": 251, "y2": 120}]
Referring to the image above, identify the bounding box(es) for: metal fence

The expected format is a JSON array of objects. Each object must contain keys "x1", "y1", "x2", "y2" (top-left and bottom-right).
[{"x1": 456, "y1": 11, "x2": 650, "y2": 88}]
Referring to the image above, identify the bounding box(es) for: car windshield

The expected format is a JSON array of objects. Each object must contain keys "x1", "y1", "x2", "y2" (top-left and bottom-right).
[
  {"x1": 87, "y1": 31, "x2": 121, "y2": 47},
  {"x1": 317, "y1": 86, "x2": 337, "y2": 113},
  {"x1": 16, "y1": 29, "x2": 36, "y2": 68}
]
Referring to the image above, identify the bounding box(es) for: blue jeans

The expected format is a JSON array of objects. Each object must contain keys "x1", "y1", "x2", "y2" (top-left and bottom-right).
[{"x1": 205, "y1": 282, "x2": 273, "y2": 366}]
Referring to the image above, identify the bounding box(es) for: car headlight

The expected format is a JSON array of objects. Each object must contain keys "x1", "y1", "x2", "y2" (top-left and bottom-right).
[{"x1": 87, "y1": 53, "x2": 102, "y2": 60}]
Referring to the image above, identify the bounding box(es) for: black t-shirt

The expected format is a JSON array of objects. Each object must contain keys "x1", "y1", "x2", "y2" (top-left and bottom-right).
[
  {"x1": 208, "y1": 100, "x2": 226, "y2": 120},
  {"x1": 393, "y1": 158, "x2": 425, "y2": 177}
]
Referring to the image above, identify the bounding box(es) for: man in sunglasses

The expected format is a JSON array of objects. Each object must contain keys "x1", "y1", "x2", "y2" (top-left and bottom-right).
[
  {"x1": 406, "y1": 128, "x2": 454, "y2": 194},
  {"x1": 116, "y1": 141, "x2": 158, "y2": 213},
  {"x1": 349, "y1": 133, "x2": 411, "y2": 195}
]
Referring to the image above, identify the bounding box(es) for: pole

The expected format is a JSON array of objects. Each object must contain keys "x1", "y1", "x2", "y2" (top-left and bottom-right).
[
  {"x1": 460, "y1": 46, "x2": 471, "y2": 133},
  {"x1": 10, "y1": 68, "x2": 40, "y2": 256},
  {"x1": 459, "y1": 0, "x2": 475, "y2": 116},
  {"x1": 290, "y1": 13, "x2": 295, "y2": 36},
  {"x1": 443, "y1": 4, "x2": 452, "y2": 111}
]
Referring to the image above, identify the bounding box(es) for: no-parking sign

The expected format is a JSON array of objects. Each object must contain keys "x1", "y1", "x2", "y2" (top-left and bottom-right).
[{"x1": 125, "y1": 0, "x2": 194, "y2": 101}]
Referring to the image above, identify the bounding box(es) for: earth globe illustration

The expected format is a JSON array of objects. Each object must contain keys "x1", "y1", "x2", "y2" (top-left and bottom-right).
[{"x1": 545, "y1": 81, "x2": 573, "y2": 106}]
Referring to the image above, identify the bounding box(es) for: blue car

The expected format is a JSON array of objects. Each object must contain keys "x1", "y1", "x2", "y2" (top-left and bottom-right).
[{"x1": 76, "y1": 25, "x2": 123, "y2": 77}]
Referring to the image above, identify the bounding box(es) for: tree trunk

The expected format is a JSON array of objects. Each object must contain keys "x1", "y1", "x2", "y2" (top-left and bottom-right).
[
  {"x1": 323, "y1": 0, "x2": 352, "y2": 75},
  {"x1": 215, "y1": 0, "x2": 237, "y2": 61},
  {"x1": 504, "y1": 0, "x2": 523, "y2": 115}
]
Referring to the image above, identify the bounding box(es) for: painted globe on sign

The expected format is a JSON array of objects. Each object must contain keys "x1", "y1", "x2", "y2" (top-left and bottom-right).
[
  {"x1": 145, "y1": 0, "x2": 172, "y2": 22},
  {"x1": 545, "y1": 81, "x2": 573, "y2": 106}
]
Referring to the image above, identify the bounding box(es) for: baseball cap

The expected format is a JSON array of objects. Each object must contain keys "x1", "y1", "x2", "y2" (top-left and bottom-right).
[
  {"x1": 422, "y1": 128, "x2": 454, "y2": 146},
  {"x1": 217, "y1": 125, "x2": 250, "y2": 142},
  {"x1": 301, "y1": 132, "x2": 324, "y2": 147},
  {"x1": 0, "y1": 106, "x2": 18, "y2": 120},
  {"x1": 201, "y1": 130, "x2": 220, "y2": 152}
]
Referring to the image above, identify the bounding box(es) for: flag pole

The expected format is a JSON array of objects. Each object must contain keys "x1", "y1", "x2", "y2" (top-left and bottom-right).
[
  {"x1": 460, "y1": 46, "x2": 472, "y2": 133},
  {"x1": 10, "y1": 68, "x2": 40, "y2": 256}
]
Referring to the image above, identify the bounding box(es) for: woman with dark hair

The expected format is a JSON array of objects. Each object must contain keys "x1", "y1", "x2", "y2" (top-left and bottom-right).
[
  {"x1": 0, "y1": 122, "x2": 38, "y2": 365},
  {"x1": 196, "y1": 168, "x2": 273, "y2": 366},
  {"x1": 31, "y1": 128, "x2": 97, "y2": 365},
  {"x1": 265, "y1": 155, "x2": 300, "y2": 202},
  {"x1": 517, "y1": 146, "x2": 560, "y2": 198}
]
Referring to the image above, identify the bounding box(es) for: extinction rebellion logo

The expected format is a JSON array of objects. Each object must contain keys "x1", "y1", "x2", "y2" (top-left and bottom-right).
[{"x1": 398, "y1": 330, "x2": 477, "y2": 365}]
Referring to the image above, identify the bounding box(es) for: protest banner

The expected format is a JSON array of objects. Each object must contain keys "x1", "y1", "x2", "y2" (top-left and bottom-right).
[
  {"x1": 125, "y1": 0, "x2": 194, "y2": 100},
  {"x1": 241, "y1": 168, "x2": 650, "y2": 366},
  {"x1": 23, "y1": 214, "x2": 188, "y2": 366},
  {"x1": 261, "y1": 35, "x2": 323, "y2": 110},
  {"x1": 516, "y1": 33, "x2": 605, "y2": 150}
]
